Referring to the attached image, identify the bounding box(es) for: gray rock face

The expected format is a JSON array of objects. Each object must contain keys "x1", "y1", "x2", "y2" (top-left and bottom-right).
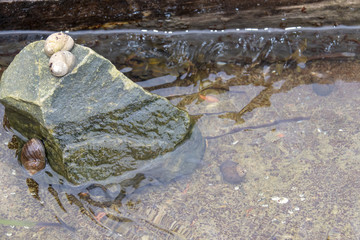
[{"x1": 0, "y1": 41, "x2": 194, "y2": 185}]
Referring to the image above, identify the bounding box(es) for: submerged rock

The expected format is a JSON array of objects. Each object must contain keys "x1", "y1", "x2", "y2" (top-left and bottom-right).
[{"x1": 0, "y1": 40, "x2": 202, "y2": 185}]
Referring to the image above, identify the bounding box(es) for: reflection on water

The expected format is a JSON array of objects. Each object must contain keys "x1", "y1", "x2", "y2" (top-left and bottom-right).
[{"x1": 1, "y1": 27, "x2": 360, "y2": 239}]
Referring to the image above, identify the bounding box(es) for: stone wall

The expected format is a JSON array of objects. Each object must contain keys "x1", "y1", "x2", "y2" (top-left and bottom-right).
[{"x1": 0, "y1": 0, "x2": 359, "y2": 30}]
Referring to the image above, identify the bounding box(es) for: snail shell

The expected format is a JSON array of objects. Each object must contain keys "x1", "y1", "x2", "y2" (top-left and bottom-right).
[
  {"x1": 20, "y1": 138, "x2": 46, "y2": 175},
  {"x1": 44, "y1": 32, "x2": 74, "y2": 57},
  {"x1": 49, "y1": 50, "x2": 76, "y2": 77}
]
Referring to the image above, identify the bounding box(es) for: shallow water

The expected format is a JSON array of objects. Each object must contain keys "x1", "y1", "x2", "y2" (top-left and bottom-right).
[{"x1": 1, "y1": 27, "x2": 360, "y2": 239}]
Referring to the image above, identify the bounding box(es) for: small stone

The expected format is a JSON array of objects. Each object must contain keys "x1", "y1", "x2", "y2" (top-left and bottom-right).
[
  {"x1": 312, "y1": 83, "x2": 334, "y2": 96},
  {"x1": 220, "y1": 160, "x2": 246, "y2": 184}
]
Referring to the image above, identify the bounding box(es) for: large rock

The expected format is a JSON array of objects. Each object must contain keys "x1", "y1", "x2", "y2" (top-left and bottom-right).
[{"x1": 0, "y1": 41, "x2": 193, "y2": 185}]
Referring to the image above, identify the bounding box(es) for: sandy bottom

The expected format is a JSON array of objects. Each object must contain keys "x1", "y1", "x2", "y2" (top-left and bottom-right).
[{"x1": 1, "y1": 60, "x2": 360, "y2": 239}]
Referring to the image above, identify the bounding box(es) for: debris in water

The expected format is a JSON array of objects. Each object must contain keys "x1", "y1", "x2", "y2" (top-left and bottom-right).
[
  {"x1": 94, "y1": 212, "x2": 107, "y2": 222},
  {"x1": 199, "y1": 94, "x2": 219, "y2": 103}
]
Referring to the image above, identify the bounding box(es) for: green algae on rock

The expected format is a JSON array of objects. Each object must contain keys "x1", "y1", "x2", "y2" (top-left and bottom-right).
[{"x1": 0, "y1": 40, "x2": 196, "y2": 185}]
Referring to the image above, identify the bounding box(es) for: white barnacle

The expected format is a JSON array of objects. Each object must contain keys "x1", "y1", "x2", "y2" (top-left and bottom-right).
[{"x1": 44, "y1": 32, "x2": 74, "y2": 57}]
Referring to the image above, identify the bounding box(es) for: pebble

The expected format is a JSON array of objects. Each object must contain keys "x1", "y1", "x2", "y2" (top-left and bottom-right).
[
  {"x1": 220, "y1": 160, "x2": 246, "y2": 184},
  {"x1": 312, "y1": 83, "x2": 334, "y2": 96}
]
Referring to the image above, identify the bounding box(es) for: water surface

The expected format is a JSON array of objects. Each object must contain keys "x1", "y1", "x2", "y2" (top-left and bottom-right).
[{"x1": 1, "y1": 27, "x2": 360, "y2": 239}]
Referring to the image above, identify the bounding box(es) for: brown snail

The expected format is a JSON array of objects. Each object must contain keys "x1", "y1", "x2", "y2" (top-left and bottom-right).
[
  {"x1": 49, "y1": 50, "x2": 76, "y2": 77},
  {"x1": 20, "y1": 138, "x2": 46, "y2": 175},
  {"x1": 44, "y1": 32, "x2": 74, "y2": 57}
]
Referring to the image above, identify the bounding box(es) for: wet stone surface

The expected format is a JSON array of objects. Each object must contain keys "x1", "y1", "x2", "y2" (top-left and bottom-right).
[{"x1": 0, "y1": 40, "x2": 203, "y2": 186}]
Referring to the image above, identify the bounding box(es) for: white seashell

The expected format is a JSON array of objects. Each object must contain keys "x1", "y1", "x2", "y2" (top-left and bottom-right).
[
  {"x1": 44, "y1": 32, "x2": 74, "y2": 57},
  {"x1": 49, "y1": 50, "x2": 75, "y2": 77},
  {"x1": 271, "y1": 196, "x2": 289, "y2": 204}
]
